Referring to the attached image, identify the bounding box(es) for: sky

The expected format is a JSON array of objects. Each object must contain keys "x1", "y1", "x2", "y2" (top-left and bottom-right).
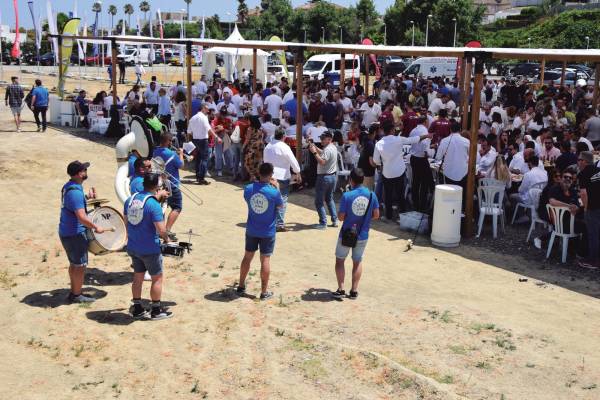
[{"x1": 7, "y1": 0, "x2": 396, "y2": 29}]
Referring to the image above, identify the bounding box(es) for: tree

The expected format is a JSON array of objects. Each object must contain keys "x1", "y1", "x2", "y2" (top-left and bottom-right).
[
  {"x1": 238, "y1": 0, "x2": 249, "y2": 25},
  {"x1": 124, "y1": 4, "x2": 134, "y2": 28},
  {"x1": 139, "y1": 1, "x2": 150, "y2": 22},
  {"x1": 184, "y1": 0, "x2": 192, "y2": 22},
  {"x1": 108, "y1": 5, "x2": 118, "y2": 32},
  {"x1": 356, "y1": 0, "x2": 378, "y2": 27}
]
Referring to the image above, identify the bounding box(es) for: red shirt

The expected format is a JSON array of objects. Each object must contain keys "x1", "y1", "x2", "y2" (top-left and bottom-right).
[
  {"x1": 429, "y1": 118, "x2": 451, "y2": 145},
  {"x1": 401, "y1": 111, "x2": 419, "y2": 137},
  {"x1": 235, "y1": 119, "x2": 250, "y2": 143}
]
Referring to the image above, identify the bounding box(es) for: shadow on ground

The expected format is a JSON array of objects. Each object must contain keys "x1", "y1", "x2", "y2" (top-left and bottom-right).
[{"x1": 21, "y1": 287, "x2": 108, "y2": 308}]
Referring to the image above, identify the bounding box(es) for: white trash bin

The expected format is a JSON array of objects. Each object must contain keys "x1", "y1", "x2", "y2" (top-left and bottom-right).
[{"x1": 431, "y1": 184, "x2": 462, "y2": 247}]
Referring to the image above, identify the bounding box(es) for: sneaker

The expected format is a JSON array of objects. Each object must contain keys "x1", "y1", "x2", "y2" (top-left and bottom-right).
[
  {"x1": 198, "y1": 179, "x2": 211, "y2": 185},
  {"x1": 42, "y1": 127, "x2": 47, "y2": 132},
  {"x1": 314, "y1": 224, "x2": 327, "y2": 230},
  {"x1": 36, "y1": 127, "x2": 41, "y2": 132},
  {"x1": 348, "y1": 291, "x2": 358, "y2": 300},
  {"x1": 533, "y1": 237, "x2": 542, "y2": 250},
  {"x1": 17, "y1": 127, "x2": 20, "y2": 133},
  {"x1": 144, "y1": 271, "x2": 152, "y2": 281},
  {"x1": 236, "y1": 286, "x2": 246, "y2": 295},
  {"x1": 205, "y1": 172, "x2": 212, "y2": 178},
  {"x1": 129, "y1": 304, "x2": 149, "y2": 319},
  {"x1": 150, "y1": 307, "x2": 173, "y2": 320},
  {"x1": 67, "y1": 292, "x2": 96, "y2": 303},
  {"x1": 217, "y1": 171, "x2": 223, "y2": 177},
  {"x1": 331, "y1": 289, "x2": 346, "y2": 299},
  {"x1": 276, "y1": 226, "x2": 289, "y2": 232},
  {"x1": 259, "y1": 291, "x2": 274, "y2": 300},
  {"x1": 330, "y1": 221, "x2": 339, "y2": 228}
]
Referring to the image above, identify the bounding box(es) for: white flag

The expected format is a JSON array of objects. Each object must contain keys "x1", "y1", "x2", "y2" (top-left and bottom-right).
[
  {"x1": 156, "y1": 9, "x2": 164, "y2": 58},
  {"x1": 78, "y1": 19, "x2": 87, "y2": 60},
  {"x1": 179, "y1": 14, "x2": 184, "y2": 64},
  {"x1": 196, "y1": 16, "x2": 205, "y2": 64},
  {"x1": 46, "y1": 0, "x2": 58, "y2": 63},
  {"x1": 149, "y1": 12, "x2": 155, "y2": 62},
  {"x1": 73, "y1": 0, "x2": 78, "y2": 18}
]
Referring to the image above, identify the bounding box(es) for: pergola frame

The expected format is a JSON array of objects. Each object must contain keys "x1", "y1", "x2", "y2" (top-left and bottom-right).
[{"x1": 51, "y1": 33, "x2": 600, "y2": 237}]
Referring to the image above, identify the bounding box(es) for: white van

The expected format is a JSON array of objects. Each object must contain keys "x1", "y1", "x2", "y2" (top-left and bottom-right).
[
  {"x1": 303, "y1": 54, "x2": 361, "y2": 81},
  {"x1": 117, "y1": 46, "x2": 153, "y2": 66},
  {"x1": 404, "y1": 57, "x2": 458, "y2": 78}
]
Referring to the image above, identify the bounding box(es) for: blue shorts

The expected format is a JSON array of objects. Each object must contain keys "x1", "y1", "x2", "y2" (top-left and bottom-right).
[
  {"x1": 245, "y1": 234, "x2": 276, "y2": 256},
  {"x1": 335, "y1": 237, "x2": 368, "y2": 262},
  {"x1": 128, "y1": 251, "x2": 163, "y2": 276},
  {"x1": 60, "y1": 232, "x2": 89, "y2": 267},
  {"x1": 168, "y1": 185, "x2": 183, "y2": 211}
]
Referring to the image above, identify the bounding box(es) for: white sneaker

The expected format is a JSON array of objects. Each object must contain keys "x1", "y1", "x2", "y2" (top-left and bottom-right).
[
  {"x1": 205, "y1": 172, "x2": 212, "y2": 178},
  {"x1": 144, "y1": 271, "x2": 152, "y2": 281},
  {"x1": 217, "y1": 171, "x2": 222, "y2": 177},
  {"x1": 533, "y1": 238, "x2": 542, "y2": 249},
  {"x1": 17, "y1": 127, "x2": 21, "y2": 132}
]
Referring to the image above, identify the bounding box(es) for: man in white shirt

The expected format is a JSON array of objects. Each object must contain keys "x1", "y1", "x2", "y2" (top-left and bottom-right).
[
  {"x1": 251, "y1": 88, "x2": 264, "y2": 116},
  {"x1": 511, "y1": 155, "x2": 548, "y2": 222},
  {"x1": 476, "y1": 137, "x2": 497, "y2": 177},
  {"x1": 359, "y1": 96, "x2": 381, "y2": 128},
  {"x1": 373, "y1": 121, "x2": 431, "y2": 221},
  {"x1": 428, "y1": 93, "x2": 445, "y2": 115},
  {"x1": 479, "y1": 105, "x2": 492, "y2": 136},
  {"x1": 264, "y1": 88, "x2": 283, "y2": 120},
  {"x1": 231, "y1": 91, "x2": 245, "y2": 118},
  {"x1": 195, "y1": 76, "x2": 208, "y2": 98},
  {"x1": 187, "y1": 104, "x2": 219, "y2": 185},
  {"x1": 260, "y1": 113, "x2": 277, "y2": 143},
  {"x1": 436, "y1": 122, "x2": 470, "y2": 207},
  {"x1": 219, "y1": 93, "x2": 238, "y2": 118},
  {"x1": 306, "y1": 121, "x2": 327, "y2": 144},
  {"x1": 143, "y1": 81, "x2": 160, "y2": 114},
  {"x1": 263, "y1": 129, "x2": 302, "y2": 232},
  {"x1": 409, "y1": 116, "x2": 434, "y2": 211},
  {"x1": 338, "y1": 91, "x2": 353, "y2": 121}
]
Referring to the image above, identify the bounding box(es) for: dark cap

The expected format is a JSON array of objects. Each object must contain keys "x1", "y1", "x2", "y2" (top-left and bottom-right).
[
  {"x1": 219, "y1": 106, "x2": 228, "y2": 115},
  {"x1": 320, "y1": 131, "x2": 333, "y2": 139},
  {"x1": 67, "y1": 160, "x2": 90, "y2": 176}
]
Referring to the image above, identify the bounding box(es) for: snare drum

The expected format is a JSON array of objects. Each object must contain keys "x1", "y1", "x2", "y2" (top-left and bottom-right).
[
  {"x1": 160, "y1": 241, "x2": 193, "y2": 258},
  {"x1": 87, "y1": 206, "x2": 127, "y2": 255}
]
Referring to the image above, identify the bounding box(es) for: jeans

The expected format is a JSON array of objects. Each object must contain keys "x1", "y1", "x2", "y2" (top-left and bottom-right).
[
  {"x1": 585, "y1": 209, "x2": 600, "y2": 262},
  {"x1": 315, "y1": 174, "x2": 338, "y2": 225},
  {"x1": 175, "y1": 120, "x2": 187, "y2": 146},
  {"x1": 230, "y1": 142, "x2": 243, "y2": 178},
  {"x1": 33, "y1": 106, "x2": 48, "y2": 129},
  {"x1": 192, "y1": 138, "x2": 209, "y2": 180},
  {"x1": 382, "y1": 175, "x2": 405, "y2": 220},
  {"x1": 276, "y1": 179, "x2": 290, "y2": 227},
  {"x1": 214, "y1": 141, "x2": 229, "y2": 173},
  {"x1": 135, "y1": 73, "x2": 142, "y2": 85}
]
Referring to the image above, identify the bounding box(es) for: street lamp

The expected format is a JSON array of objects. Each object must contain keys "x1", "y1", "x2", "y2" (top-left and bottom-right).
[
  {"x1": 303, "y1": 28, "x2": 307, "y2": 43},
  {"x1": 282, "y1": 28, "x2": 285, "y2": 42},
  {"x1": 226, "y1": 12, "x2": 232, "y2": 35},
  {"x1": 181, "y1": 9, "x2": 186, "y2": 37},
  {"x1": 452, "y1": 18, "x2": 457, "y2": 47},
  {"x1": 321, "y1": 26, "x2": 325, "y2": 44},
  {"x1": 585, "y1": 36, "x2": 590, "y2": 50},
  {"x1": 425, "y1": 14, "x2": 432, "y2": 47},
  {"x1": 528, "y1": 37, "x2": 531, "y2": 48},
  {"x1": 360, "y1": 25, "x2": 364, "y2": 42},
  {"x1": 410, "y1": 20, "x2": 415, "y2": 46},
  {"x1": 258, "y1": 29, "x2": 262, "y2": 41},
  {"x1": 384, "y1": 23, "x2": 387, "y2": 46},
  {"x1": 339, "y1": 26, "x2": 343, "y2": 44}
]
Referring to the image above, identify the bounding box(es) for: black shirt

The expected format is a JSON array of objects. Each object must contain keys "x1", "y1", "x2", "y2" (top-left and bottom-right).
[
  {"x1": 548, "y1": 185, "x2": 579, "y2": 206},
  {"x1": 554, "y1": 151, "x2": 578, "y2": 173},
  {"x1": 358, "y1": 139, "x2": 375, "y2": 177},
  {"x1": 578, "y1": 165, "x2": 600, "y2": 210}
]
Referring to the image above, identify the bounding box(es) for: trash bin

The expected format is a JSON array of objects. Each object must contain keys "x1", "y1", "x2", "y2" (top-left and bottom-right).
[
  {"x1": 324, "y1": 72, "x2": 341, "y2": 88},
  {"x1": 431, "y1": 184, "x2": 462, "y2": 247}
]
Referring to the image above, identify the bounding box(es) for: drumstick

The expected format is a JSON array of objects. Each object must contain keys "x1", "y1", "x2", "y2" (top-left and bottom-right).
[{"x1": 98, "y1": 227, "x2": 116, "y2": 233}]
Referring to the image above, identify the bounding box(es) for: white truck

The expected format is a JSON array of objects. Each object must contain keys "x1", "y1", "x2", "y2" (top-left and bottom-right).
[
  {"x1": 404, "y1": 57, "x2": 458, "y2": 78},
  {"x1": 303, "y1": 54, "x2": 361, "y2": 82},
  {"x1": 117, "y1": 46, "x2": 153, "y2": 66}
]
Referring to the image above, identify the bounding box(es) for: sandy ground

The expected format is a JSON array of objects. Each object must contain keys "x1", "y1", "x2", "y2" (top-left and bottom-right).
[{"x1": 1, "y1": 71, "x2": 600, "y2": 399}]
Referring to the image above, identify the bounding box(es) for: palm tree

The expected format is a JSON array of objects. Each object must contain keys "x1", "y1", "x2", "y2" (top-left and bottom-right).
[
  {"x1": 184, "y1": 0, "x2": 192, "y2": 22},
  {"x1": 108, "y1": 5, "x2": 118, "y2": 32},
  {"x1": 92, "y1": 2, "x2": 102, "y2": 35},
  {"x1": 139, "y1": 1, "x2": 150, "y2": 22},
  {"x1": 124, "y1": 4, "x2": 134, "y2": 29}
]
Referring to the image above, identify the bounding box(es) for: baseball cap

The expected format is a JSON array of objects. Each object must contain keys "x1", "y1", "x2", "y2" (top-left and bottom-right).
[
  {"x1": 320, "y1": 131, "x2": 333, "y2": 139},
  {"x1": 67, "y1": 160, "x2": 90, "y2": 176}
]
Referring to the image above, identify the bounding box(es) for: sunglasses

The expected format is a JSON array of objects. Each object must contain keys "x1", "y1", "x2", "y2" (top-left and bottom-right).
[{"x1": 563, "y1": 176, "x2": 573, "y2": 180}]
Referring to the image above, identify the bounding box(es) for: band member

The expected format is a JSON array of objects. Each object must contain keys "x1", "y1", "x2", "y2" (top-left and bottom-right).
[
  {"x1": 152, "y1": 132, "x2": 184, "y2": 238},
  {"x1": 130, "y1": 158, "x2": 151, "y2": 195},
  {"x1": 124, "y1": 173, "x2": 172, "y2": 320},
  {"x1": 58, "y1": 161, "x2": 105, "y2": 303}
]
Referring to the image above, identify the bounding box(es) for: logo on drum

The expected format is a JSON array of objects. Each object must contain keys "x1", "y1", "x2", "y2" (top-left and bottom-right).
[
  {"x1": 102, "y1": 213, "x2": 112, "y2": 220},
  {"x1": 249, "y1": 193, "x2": 269, "y2": 214},
  {"x1": 351, "y1": 196, "x2": 369, "y2": 216}
]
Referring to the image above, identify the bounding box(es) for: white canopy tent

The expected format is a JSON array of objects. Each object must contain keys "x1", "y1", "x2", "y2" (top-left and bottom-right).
[{"x1": 203, "y1": 25, "x2": 269, "y2": 84}]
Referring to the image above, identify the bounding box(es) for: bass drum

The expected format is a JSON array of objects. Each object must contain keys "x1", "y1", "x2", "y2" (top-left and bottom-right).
[{"x1": 87, "y1": 206, "x2": 127, "y2": 255}]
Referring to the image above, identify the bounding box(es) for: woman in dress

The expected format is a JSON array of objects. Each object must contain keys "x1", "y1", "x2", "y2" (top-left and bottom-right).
[{"x1": 243, "y1": 116, "x2": 264, "y2": 181}]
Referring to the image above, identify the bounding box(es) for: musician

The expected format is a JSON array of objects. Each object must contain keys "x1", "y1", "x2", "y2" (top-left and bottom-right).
[
  {"x1": 124, "y1": 173, "x2": 172, "y2": 320},
  {"x1": 130, "y1": 158, "x2": 151, "y2": 194},
  {"x1": 152, "y1": 132, "x2": 184, "y2": 238},
  {"x1": 59, "y1": 161, "x2": 105, "y2": 303},
  {"x1": 127, "y1": 149, "x2": 141, "y2": 178}
]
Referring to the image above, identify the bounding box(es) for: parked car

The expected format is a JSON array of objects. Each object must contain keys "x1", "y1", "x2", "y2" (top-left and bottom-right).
[
  {"x1": 509, "y1": 62, "x2": 540, "y2": 78},
  {"x1": 2, "y1": 49, "x2": 21, "y2": 65},
  {"x1": 378, "y1": 55, "x2": 407, "y2": 76},
  {"x1": 538, "y1": 68, "x2": 591, "y2": 86},
  {"x1": 79, "y1": 54, "x2": 112, "y2": 65},
  {"x1": 267, "y1": 64, "x2": 294, "y2": 82}
]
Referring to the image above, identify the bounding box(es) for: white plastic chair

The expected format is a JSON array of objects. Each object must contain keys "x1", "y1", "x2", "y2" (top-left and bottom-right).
[
  {"x1": 479, "y1": 178, "x2": 504, "y2": 187},
  {"x1": 546, "y1": 205, "x2": 580, "y2": 263},
  {"x1": 477, "y1": 184, "x2": 506, "y2": 238},
  {"x1": 526, "y1": 188, "x2": 548, "y2": 242},
  {"x1": 336, "y1": 151, "x2": 351, "y2": 191},
  {"x1": 511, "y1": 180, "x2": 547, "y2": 224},
  {"x1": 87, "y1": 104, "x2": 104, "y2": 131}
]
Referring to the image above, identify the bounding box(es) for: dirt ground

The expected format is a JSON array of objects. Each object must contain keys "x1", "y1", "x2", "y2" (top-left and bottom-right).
[{"x1": 1, "y1": 68, "x2": 600, "y2": 399}]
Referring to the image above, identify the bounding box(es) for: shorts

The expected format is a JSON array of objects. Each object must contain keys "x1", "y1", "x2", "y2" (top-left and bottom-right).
[
  {"x1": 245, "y1": 234, "x2": 276, "y2": 256},
  {"x1": 168, "y1": 185, "x2": 183, "y2": 211},
  {"x1": 128, "y1": 251, "x2": 163, "y2": 276},
  {"x1": 60, "y1": 232, "x2": 89, "y2": 267},
  {"x1": 335, "y1": 237, "x2": 368, "y2": 262},
  {"x1": 11, "y1": 105, "x2": 22, "y2": 115}
]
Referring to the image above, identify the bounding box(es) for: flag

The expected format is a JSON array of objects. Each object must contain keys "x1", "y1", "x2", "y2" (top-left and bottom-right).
[
  {"x1": 157, "y1": 9, "x2": 165, "y2": 58},
  {"x1": 11, "y1": 0, "x2": 20, "y2": 58},
  {"x1": 179, "y1": 13, "x2": 184, "y2": 64},
  {"x1": 46, "y1": 0, "x2": 58, "y2": 63},
  {"x1": 58, "y1": 18, "x2": 82, "y2": 98},
  {"x1": 149, "y1": 12, "x2": 155, "y2": 63},
  {"x1": 269, "y1": 36, "x2": 289, "y2": 79},
  {"x1": 73, "y1": 0, "x2": 78, "y2": 18},
  {"x1": 196, "y1": 16, "x2": 205, "y2": 64},
  {"x1": 27, "y1": 1, "x2": 40, "y2": 51},
  {"x1": 136, "y1": 15, "x2": 141, "y2": 54},
  {"x1": 36, "y1": 16, "x2": 43, "y2": 52},
  {"x1": 78, "y1": 19, "x2": 87, "y2": 60},
  {"x1": 92, "y1": 11, "x2": 99, "y2": 57}
]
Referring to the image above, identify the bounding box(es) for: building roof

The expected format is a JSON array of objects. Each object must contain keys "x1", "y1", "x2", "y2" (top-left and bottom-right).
[{"x1": 295, "y1": 1, "x2": 347, "y2": 11}]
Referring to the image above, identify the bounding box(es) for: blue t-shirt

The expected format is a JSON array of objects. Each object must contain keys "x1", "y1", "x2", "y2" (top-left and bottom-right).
[
  {"x1": 127, "y1": 153, "x2": 138, "y2": 177},
  {"x1": 124, "y1": 191, "x2": 164, "y2": 255},
  {"x1": 339, "y1": 186, "x2": 378, "y2": 241},
  {"x1": 191, "y1": 98, "x2": 202, "y2": 116},
  {"x1": 129, "y1": 174, "x2": 144, "y2": 194},
  {"x1": 59, "y1": 181, "x2": 86, "y2": 237},
  {"x1": 32, "y1": 86, "x2": 49, "y2": 107},
  {"x1": 244, "y1": 182, "x2": 283, "y2": 238},
  {"x1": 152, "y1": 146, "x2": 183, "y2": 186},
  {"x1": 283, "y1": 98, "x2": 308, "y2": 123}
]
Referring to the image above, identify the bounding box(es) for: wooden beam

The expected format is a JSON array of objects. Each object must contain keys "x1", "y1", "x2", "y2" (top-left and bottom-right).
[
  {"x1": 339, "y1": 52, "x2": 345, "y2": 89},
  {"x1": 294, "y1": 50, "x2": 305, "y2": 162},
  {"x1": 185, "y1": 42, "x2": 193, "y2": 122},
  {"x1": 561, "y1": 61, "x2": 566, "y2": 87},
  {"x1": 252, "y1": 48, "x2": 257, "y2": 94},
  {"x1": 594, "y1": 63, "x2": 600, "y2": 112},
  {"x1": 365, "y1": 55, "x2": 370, "y2": 96},
  {"x1": 461, "y1": 57, "x2": 472, "y2": 131},
  {"x1": 111, "y1": 39, "x2": 118, "y2": 107},
  {"x1": 540, "y1": 58, "x2": 546, "y2": 86},
  {"x1": 464, "y1": 57, "x2": 484, "y2": 238}
]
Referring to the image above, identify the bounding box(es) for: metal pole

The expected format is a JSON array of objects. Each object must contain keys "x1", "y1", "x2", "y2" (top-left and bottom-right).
[
  {"x1": 186, "y1": 41, "x2": 192, "y2": 121},
  {"x1": 461, "y1": 57, "x2": 472, "y2": 131},
  {"x1": 294, "y1": 49, "x2": 304, "y2": 162},
  {"x1": 340, "y1": 26, "x2": 342, "y2": 44},
  {"x1": 425, "y1": 16, "x2": 431, "y2": 47},
  {"x1": 453, "y1": 18, "x2": 457, "y2": 47},
  {"x1": 322, "y1": 27, "x2": 325, "y2": 44},
  {"x1": 252, "y1": 48, "x2": 257, "y2": 94},
  {"x1": 58, "y1": 35, "x2": 64, "y2": 99},
  {"x1": 111, "y1": 39, "x2": 118, "y2": 107},
  {"x1": 561, "y1": 61, "x2": 566, "y2": 87},
  {"x1": 593, "y1": 63, "x2": 600, "y2": 113},
  {"x1": 465, "y1": 56, "x2": 484, "y2": 237},
  {"x1": 384, "y1": 24, "x2": 387, "y2": 46}
]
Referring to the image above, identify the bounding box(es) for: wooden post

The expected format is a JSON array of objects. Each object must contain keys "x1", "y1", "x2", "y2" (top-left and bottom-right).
[
  {"x1": 593, "y1": 63, "x2": 600, "y2": 113},
  {"x1": 540, "y1": 58, "x2": 546, "y2": 86},
  {"x1": 457, "y1": 57, "x2": 466, "y2": 91},
  {"x1": 185, "y1": 41, "x2": 193, "y2": 121},
  {"x1": 464, "y1": 56, "x2": 485, "y2": 238},
  {"x1": 560, "y1": 61, "x2": 567, "y2": 87},
  {"x1": 111, "y1": 39, "x2": 118, "y2": 107},
  {"x1": 339, "y1": 52, "x2": 345, "y2": 90},
  {"x1": 294, "y1": 48, "x2": 305, "y2": 162},
  {"x1": 365, "y1": 55, "x2": 370, "y2": 96},
  {"x1": 461, "y1": 57, "x2": 472, "y2": 131},
  {"x1": 252, "y1": 48, "x2": 257, "y2": 94},
  {"x1": 57, "y1": 35, "x2": 63, "y2": 99}
]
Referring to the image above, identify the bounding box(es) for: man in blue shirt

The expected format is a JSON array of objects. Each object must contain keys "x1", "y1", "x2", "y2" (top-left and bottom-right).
[
  {"x1": 332, "y1": 168, "x2": 379, "y2": 300},
  {"x1": 152, "y1": 132, "x2": 184, "y2": 236},
  {"x1": 283, "y1": 91, "x2": 308, "y2": 125},
  {"x1": 124, "y1": 173, "x2": 172, "y2": 320},
  {"x1": 130, "y1": 158, "x2": 151, "y2": 194},
  {"x1": 237, "y1": 163, "x2": 283, "y2": 300},
  {"x1": 31, "y1": 79, "x2": 49, "y2": 132},
  {"x1": 127, "y1": 150, "x2": 141, "y2": 178},
  {"x1": 59, "y1": 161, "x2": 106, "y2": 303}
]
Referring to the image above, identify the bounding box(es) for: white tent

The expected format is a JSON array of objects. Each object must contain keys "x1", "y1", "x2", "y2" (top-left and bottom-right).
[{"x1": 203, "y1": 25, "x2": 268, "y2": 84}]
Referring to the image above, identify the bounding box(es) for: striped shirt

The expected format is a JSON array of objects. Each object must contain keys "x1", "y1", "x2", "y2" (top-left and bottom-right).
[{"x1": 5, "y1": 83, "x2": 24, "y2": 107}]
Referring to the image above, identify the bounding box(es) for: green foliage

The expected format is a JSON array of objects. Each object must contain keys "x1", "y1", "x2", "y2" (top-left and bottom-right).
[{"x1": 238, "y1": 0, "x2": 249, "y2": 25}]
